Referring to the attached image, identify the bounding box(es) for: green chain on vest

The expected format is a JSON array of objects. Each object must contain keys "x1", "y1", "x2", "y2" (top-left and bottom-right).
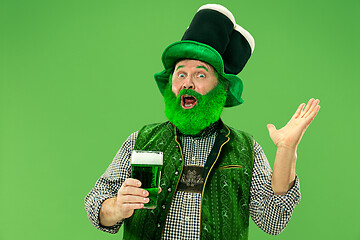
[{"x1": 124, "y1": 121, "x2": 254, "y2": 240}]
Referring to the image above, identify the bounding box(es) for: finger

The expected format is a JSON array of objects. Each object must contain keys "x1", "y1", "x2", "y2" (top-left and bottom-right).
[
  {"x1": 118, "y1": 178, "x2": 144, "y2": 197},
  {"x1": 292, "y1": 103, "x2": 305, "y2": 119},
  {"x1": 303, "y1": 99, "x2": 319, "y2": 118},
  {"x1": 300, "y1": 98, "x2": 315, "y2": 118},
  {"x1": 123, "y1": 203, "x2": 144, "y2": 211},
  {"x1": 305, "y1": 105, "x2": 320, "y2": 124},
  {"x1": 122, "y1": 203, "x2": 145, "y2": 210},
  {"x1": 267, "y1": 124, "x2": 276, "y2": 135},
  {"x1": 304, "y1": 99, "x2": 320, "y2": 118},
  {"x1": 117, "y1": 195, "x2": 150, "y2": 205},
  {"x1": 120, "y1": 186, "x2": 149, "y2": 197},
  {"x1": 122, "y1": 178, "x2": 142, "y2": 188}
]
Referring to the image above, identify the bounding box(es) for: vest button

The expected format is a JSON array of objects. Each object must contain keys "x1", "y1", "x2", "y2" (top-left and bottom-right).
[
  {"x1": 167, "y1": 187, "x2": 172, "y2": 192},
  {"x1": 157, "y1": 223, "x2": 161, "y2": 228},
  {"x1": 162, "y1": 204, "x2": 166, "y2": 209},
  {"x1": 179, "y1": 158, "x2": 182, "y2": 162},
  {"x1": 175, "y1": 171, "x2": 179, "y2": 175}
]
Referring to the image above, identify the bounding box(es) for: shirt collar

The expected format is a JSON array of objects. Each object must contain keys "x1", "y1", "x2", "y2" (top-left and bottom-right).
[{"x1": 177, "y1": 120, "x2": 219, "y2": 138}]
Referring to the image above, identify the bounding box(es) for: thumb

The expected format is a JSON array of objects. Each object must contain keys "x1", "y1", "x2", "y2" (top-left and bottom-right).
[{"x1": 267, "y1": 124, "x2": 276, "y2": 135}]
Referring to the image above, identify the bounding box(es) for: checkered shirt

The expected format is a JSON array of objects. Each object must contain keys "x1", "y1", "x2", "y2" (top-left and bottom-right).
[{"x1": 84, "y1": 123, "x2": 301, "y2": 238}]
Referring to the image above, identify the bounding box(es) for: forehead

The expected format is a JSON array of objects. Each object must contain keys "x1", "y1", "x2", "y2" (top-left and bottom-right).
[{"x1": 174, "y1": 59, "x2": 214, "y2": 71}]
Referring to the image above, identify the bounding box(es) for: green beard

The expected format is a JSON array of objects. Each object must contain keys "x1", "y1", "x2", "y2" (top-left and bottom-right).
[{"x1": 164, "y1": 82, "x2": 227, "y2": 135}]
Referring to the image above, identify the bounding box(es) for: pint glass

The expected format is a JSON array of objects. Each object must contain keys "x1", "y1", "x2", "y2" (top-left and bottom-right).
[{"x1": 131, "y1": 150, "x2": 163, "y2": 209}]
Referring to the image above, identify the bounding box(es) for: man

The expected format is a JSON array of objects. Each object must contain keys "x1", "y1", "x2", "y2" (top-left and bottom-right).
[{"x1": 84, "y1": 4, "x2": 320, "y2": 240}]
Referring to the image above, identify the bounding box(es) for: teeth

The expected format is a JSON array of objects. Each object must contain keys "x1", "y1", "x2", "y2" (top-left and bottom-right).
[{"x1": 185, "y1": 103, "x2": 192, "y2": 107}]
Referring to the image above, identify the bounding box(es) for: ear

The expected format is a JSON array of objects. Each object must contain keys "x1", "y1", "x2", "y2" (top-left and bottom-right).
[
  {"x1": 225, "y1": 81, "x2": 229, "y2": 91},
  {"x1": 218, "y1": 78, "x2": 229, "y2": 91}
]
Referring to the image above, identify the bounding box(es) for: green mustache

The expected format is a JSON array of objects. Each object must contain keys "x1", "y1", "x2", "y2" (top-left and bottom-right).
[
  {"x1": 164, "y1": 82, "x2": 227, "y2": 135},
  {"x1": 176, "y1": 89, "x2": 202, "y2": 105}
]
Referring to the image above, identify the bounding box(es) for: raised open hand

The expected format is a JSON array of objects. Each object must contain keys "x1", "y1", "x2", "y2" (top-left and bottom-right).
[{"x1": 267, "y1": 98, "x2": 320, "y2": 150}]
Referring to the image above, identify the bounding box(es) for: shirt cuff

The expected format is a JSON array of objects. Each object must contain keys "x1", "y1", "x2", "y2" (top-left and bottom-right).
[
  {"x1": 271, "y1": 175, "x2": 301, "y2": 211},
  {"x1": 85, "y1": 193, "x2": 123, "y2": 234}
]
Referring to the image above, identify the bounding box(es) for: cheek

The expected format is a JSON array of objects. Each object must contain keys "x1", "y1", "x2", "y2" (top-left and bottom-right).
[
  {"x1": 208, "y1": 78, "x2": 218, "y2": 90},
  {"x1": 199, "y1": 79, "x2": 218, "y2": 95},
  {"x1": 171, "y1": 82, "x2": 179, "y2": 96},
  {"x1": 198, "y1": 84, "x2": 210, "y2": 95}
]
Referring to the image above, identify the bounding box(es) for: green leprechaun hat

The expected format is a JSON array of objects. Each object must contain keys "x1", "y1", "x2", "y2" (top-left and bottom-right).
[{"x1": 154, "y1": 4, "x2": 255, "y2": 107}]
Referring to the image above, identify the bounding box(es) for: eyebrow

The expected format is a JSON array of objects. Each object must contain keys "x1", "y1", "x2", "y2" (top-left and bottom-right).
[
  {"x1": 176, "y1": 65, "x2": 185, "y2": 71},
  {"x1": 196, "y1": 66, "x2": 208, "y2": 72}
]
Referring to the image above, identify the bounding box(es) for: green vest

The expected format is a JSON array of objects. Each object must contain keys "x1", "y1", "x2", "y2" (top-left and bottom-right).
[{"x1": 124, "y1": 121, "x2": 254, "y2": 240}]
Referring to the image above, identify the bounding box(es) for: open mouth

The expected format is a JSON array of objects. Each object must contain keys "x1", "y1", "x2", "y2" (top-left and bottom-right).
[{"x1": 181, "y1": 95, "x2": 197, "y2": 109}]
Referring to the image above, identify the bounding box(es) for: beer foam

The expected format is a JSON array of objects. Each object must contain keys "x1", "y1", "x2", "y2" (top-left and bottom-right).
[{"x1": 131, "y1": 150, "x2": 163, "y2": 165}]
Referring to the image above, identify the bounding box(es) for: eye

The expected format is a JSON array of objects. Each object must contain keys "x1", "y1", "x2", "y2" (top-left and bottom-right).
[
  {"x1": 198, "y1": 73, "x2": 205, "y2": 78},
  {"x1": 179, "y1": 73, "x2": 186, "y2": 78}
]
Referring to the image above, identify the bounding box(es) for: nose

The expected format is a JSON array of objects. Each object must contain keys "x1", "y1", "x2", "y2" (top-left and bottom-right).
[{"x1": 182, "y1": 76, "x2": 195, "y2": 90}]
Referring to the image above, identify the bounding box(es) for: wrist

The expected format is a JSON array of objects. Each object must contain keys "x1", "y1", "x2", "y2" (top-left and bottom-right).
[
  {"x1": 276, "y1": 143, "x2": 298, "y2": 153},
  {"x1": 99, "y1": 198, "x2": 123, "y2": 227},
  {"x1": 275, "y1": 146, "x2": 297, "y2": 167}
]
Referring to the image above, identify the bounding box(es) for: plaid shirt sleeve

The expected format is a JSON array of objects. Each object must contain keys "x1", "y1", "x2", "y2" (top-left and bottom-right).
[
  {"x1": 249, "y1": 140, "x2": 301, "y2": 235},
  {"x1": 84, "y1": 132, "x2": 138, "y2": 233}
]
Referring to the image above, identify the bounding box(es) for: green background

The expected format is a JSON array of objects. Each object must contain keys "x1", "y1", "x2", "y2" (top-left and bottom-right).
[{"x1": 1, "y1": 0, "x2": 359, "y2": 239}]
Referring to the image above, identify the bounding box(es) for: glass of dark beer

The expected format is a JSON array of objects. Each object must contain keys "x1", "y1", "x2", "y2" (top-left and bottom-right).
[{"x1": 131, "y1": 150, "x2": 163, "y2": 209}]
